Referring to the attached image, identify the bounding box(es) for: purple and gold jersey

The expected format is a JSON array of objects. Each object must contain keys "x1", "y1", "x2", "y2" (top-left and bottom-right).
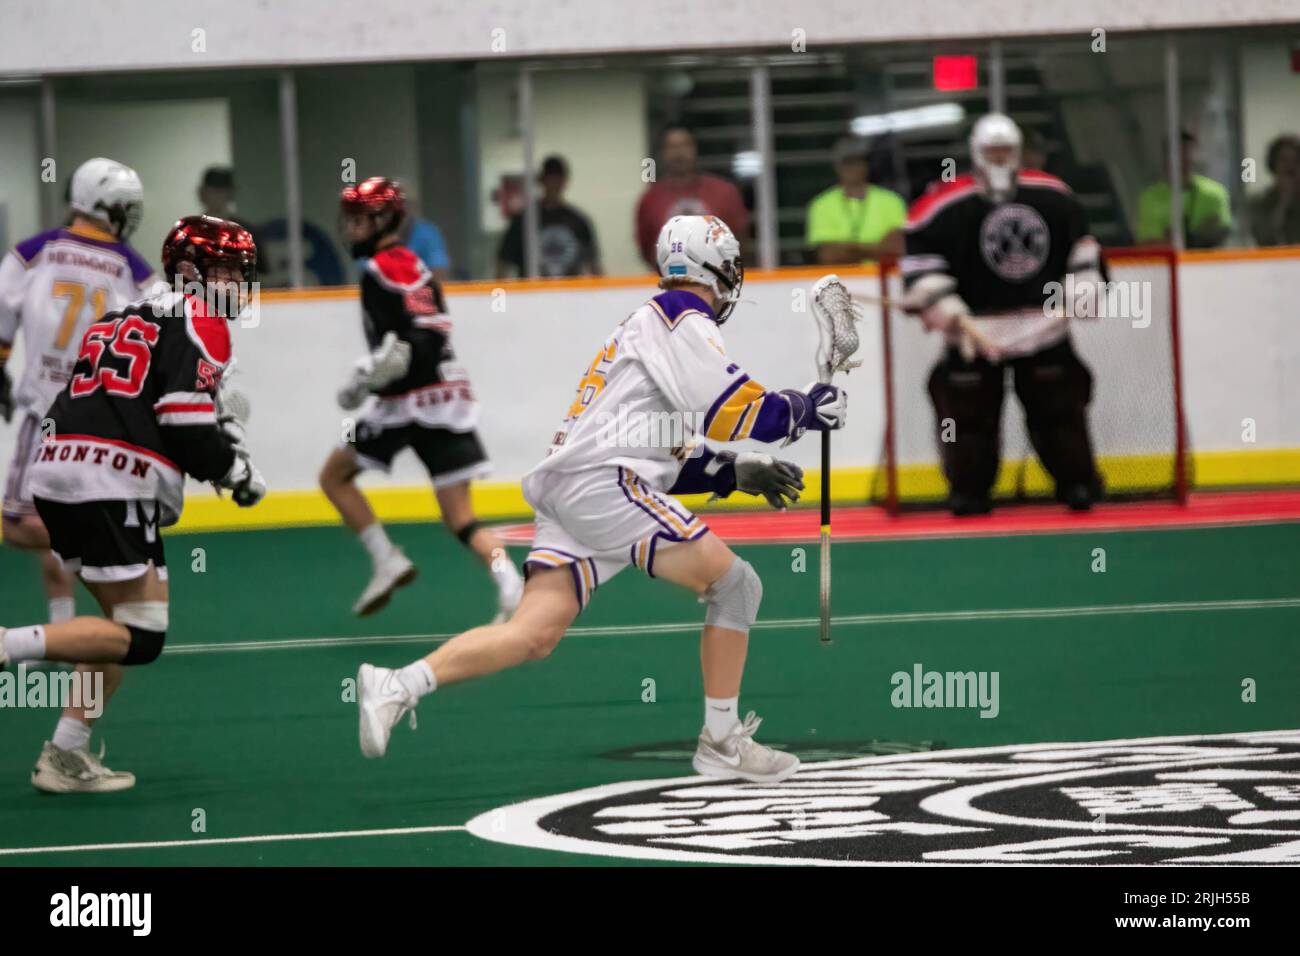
[
  {"x1": 526, "y1": 289, "x2": 796, "y2": 494},
  {"x1": 0, "y1": 223, "x2": 161, "y2": 418}
]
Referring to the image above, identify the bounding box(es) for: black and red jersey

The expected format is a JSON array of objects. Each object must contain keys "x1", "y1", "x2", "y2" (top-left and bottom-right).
[
  {"x1": 360, "y1": 246, "x2": 454, "y2": 398},
  {"x1": 28, "y1": 291, "x2": 238, "y2": 526},
  {"x1": 901, "y1": 171, "x2": 1099, "y2": 313}
]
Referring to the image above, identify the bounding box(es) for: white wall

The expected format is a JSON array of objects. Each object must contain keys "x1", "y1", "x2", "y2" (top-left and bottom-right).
[
  {"x1": 0, "y1": 94, "x2": 42, "y2": 249},
  {"x1": 5, "y1": 0, "x2": 1299, "y2": 75},
  {"x1": 477, "y1": 68, "x2": 649, "y2": 276},
  {"x1": 55, "y1": 98, "x2": 232, "y2": 273}
]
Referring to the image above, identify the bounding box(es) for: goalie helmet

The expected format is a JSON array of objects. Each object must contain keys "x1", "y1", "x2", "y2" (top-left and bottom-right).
[
  {"x1": 340, "y1": 176, "x2": 407, "y2": 258},
  {"x1": 655, "y1": 215, "x2": 744, "y2": 324},
  {"x1": 68, "y1": 157, "x2": 144, "y2": 240},
  {"x1": 969, "y1": 113, "x2": 1022, "y2": 204}
]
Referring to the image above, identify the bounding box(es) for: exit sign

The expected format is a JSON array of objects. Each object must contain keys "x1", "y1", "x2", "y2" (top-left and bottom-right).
[{"x1": 934, "y1": 55, "x2": 978, "y2": 91}]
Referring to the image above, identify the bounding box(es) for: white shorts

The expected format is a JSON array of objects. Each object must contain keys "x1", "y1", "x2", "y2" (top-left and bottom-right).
[
  {"x1": 522, "y1": 466, "x2": 709, "y2": 610},
  {"x1": 2, "y1": 412, "x2": 41, "y2": 520}
]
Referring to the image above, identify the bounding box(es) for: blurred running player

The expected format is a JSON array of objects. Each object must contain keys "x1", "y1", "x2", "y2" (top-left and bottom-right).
[
  {"x1": 0, "y1": 158, "x2": 162, "y2": 625},
  {"x1": 356, "y1": 214, "x2": 846, "y2": 782},
  {"x1": 0, "y1": 216, "x2": 266, "y2": 793},
  {"x1": 320, "y1": 177, "x2": 523, "y2": 620}
]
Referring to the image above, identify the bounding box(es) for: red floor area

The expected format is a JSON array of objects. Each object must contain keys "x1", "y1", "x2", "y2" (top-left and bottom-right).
[{"x1": 495, "y1": 490, "x2": 1300, "y2": 545}]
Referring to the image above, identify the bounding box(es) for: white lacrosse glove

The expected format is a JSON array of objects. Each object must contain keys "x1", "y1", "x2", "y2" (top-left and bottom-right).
[
  {"x1": 734, "y1": 452, "x2": 805, "y2": 510},
  {"x1": 338, "y1": 332, "x2": 412, "y2": 409},
  {"x1": 803, "y1": 381, "x2": 847, "y2": 430},
  {"x1": 219, "y1": 452, "x2": 266, "y2": 507},
  {"x1": 901, "y1": 274, "x2": 968, "y2": 333},
  {"x1": 1066, "y1": 237, "x2": 1105, "y2": 320},
  {"x1": 779, "y1": 382, "x2": 847, "y2": 443}
]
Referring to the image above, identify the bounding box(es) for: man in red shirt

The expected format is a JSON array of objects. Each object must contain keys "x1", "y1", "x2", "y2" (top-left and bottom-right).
[{"x1": 636, "y1": 125, "x2": 750, "y2": 269}]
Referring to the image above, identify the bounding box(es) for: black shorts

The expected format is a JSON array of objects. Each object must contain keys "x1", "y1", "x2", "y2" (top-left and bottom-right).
[
  {"x1": 34, "y1": 498, "x2": 168, "y2": 584},
  {"x1": 350, "y1": 424, "x2": 491, "y2": 488}
]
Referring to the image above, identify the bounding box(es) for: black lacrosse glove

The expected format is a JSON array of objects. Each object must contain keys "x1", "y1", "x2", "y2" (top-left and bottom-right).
[{"x1": 0, "y1": 366, "x2": 13, "y2": 424}]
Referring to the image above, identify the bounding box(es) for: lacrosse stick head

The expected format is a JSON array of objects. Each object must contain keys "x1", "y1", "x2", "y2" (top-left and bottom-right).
[
  {"x1": 217, "y1": 387, "x2": 251, "y2": 424},
  {"x1": 811, "y1": 274, "x2": 864, "y2": 385}
]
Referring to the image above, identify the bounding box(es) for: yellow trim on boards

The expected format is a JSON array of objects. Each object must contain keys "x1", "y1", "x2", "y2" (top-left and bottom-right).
[{"x1": 167, "y1": 448, "x2": 1300, "y2": 535}]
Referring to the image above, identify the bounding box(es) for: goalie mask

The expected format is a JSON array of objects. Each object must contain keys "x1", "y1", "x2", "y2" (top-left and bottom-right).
[
  {"x1": 655, "y1": 215, "x2": 744, "y2": 324},
  {"x1": 969, "y1": 113, "x2": 1022, "y2": 205},
  {"x1": 68, "y1": 157, "x2": 144, "y2": 240},
  {"x1": 340, "y1": 177, "x2": 407, "y2": 258}
]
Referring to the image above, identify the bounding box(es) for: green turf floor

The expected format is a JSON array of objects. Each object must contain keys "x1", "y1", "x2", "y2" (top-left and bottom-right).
[{"x1": 1, "y1": 518, "x2": 1298, "y2": 865}]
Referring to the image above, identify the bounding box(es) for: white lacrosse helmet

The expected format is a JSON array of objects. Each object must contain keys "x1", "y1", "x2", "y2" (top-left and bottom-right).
[
  {"x1": 969, "y1": 113, "x2": 1022, "y2": 204},
  {"x1": 68, "y1": 157, "x2": 144, "y2": 240},
  {"x1": 655, "y1": 214, "x2": 744, "y2": 323}
]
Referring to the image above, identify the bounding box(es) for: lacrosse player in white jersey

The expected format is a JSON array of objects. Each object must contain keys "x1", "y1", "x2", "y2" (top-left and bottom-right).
[
  {"x1": 355, "y1": 214, "x2": 847, "y2": 782},
  {"x1": 0, "y1": 158, "x2": 161, "y2": 625}
]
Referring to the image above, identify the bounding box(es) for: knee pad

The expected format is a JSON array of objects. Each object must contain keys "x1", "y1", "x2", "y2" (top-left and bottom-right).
[
  {"x1": 700, "y1": 558, "x2": 762, "y2": 633},
  {"x1": 453, "y1": 520, "x2": 483, "y2": 548},
  {"x1": 113, "y1": 601, "x2": 169, "y2": 666}
]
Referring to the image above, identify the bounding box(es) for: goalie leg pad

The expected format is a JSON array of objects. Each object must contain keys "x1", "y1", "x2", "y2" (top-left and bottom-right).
[
  {"x1": 928, "y1": 351, "x2": 1004, "y2": 499},
  {"x1": 112, "y1": 600, "x2": 169, "y2": 665},
  {"x1": 700, "y1": 558, "x2": 762, "y2": 634},
  {"x1": 1011, "y1": 342, "x2": 1100, "y2": 489}
]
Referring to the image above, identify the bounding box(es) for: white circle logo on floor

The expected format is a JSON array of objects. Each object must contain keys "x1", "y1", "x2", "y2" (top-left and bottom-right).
[{"x1": 466, "y1": 730, "x2": 1300, "y2": 865}]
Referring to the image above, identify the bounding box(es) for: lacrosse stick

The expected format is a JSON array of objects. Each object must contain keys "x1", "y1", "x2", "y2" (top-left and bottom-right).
[
  {"x1": 810, "y1": 275, "x2": 864, "y2": 646},
  {"x1": 212, "y1": 382, "x2": 252, "y2": 500},
  {"x1": 850, "y1": 287, "x2": 1003, "y2": 363}
]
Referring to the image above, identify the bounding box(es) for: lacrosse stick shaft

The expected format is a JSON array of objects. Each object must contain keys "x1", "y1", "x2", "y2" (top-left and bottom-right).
[{"x1": 819, "y1": 430, "x2": 831, "y2": 645}]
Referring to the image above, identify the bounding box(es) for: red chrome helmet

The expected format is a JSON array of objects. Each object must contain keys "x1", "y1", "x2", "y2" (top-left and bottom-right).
[
  {"x1": 161, "y1": 215, "x2": 257, "y2": 285},
  {"x1": 340, "y1": 176, "x2": 406, "y2": 256}
]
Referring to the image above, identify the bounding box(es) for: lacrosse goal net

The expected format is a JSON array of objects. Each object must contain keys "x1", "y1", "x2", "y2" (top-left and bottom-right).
[{"x1": 869, "y1": 247, "x2": 1189, "y2": 513}]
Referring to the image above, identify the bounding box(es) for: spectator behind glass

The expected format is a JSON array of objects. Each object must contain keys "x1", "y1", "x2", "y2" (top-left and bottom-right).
[
  {"x1": 1136, "y1": 129, "x2": 1232, "y2": 249},
  {"x1": 400, "y1": 213, "x2": 452, "y2": 282},
  {"x1": 1249, "y1": 134, "x2": 1300, "y2": 247},
  {"x1": 497, "y1": 155, "x2": 601, "y2": 278},
  {"x1": 804, "y1": 135, "x2": 906, "y2": 264},
  {"x1": 197, "y1": 165, "x2": 263, "y2": 264},
  {"x1": 635, "y1": 125, "x2": 750, "y2": 269}
]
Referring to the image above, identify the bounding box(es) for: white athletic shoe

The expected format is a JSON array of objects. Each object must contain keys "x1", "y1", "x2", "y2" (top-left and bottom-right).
[
  {"x1": 692, "y1": 711, "x2": 801, "y2": 783},
  {"x1": 0, "y1": 627, "x2": 8, "y2": 671},
  {"x1": 353, "y1": 548, "x2": 417, "y2": 617},
  {"x1": 32, "y1": 741, "x2": 136, "y2": 794},
  {"x1": 357, "y1": 663, "x2": 418, "y2": 759},
  {"x1": 491, "y1": 571, "x2": 525, "y2": 625}
]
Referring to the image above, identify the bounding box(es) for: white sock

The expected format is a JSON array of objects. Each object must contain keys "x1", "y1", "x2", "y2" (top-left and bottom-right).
[
  {"x1": 359, "y1": 523, "x2": 394, "y2": 566},
  {"x1": 396, "y1": 660, "x2": 437, "y2": 700},
  {"x1": 2, "y1": 624, "x2": 47, "y2": 663},
  {"x1": 49, "y1": 597, "x2": 75, "y2": 624},
  {"x1": 52, "y1": 716, "x2": 92, "y2": 752},
  {"x1": 491, "y1": 558, "x2": 523, "y2": 597},
  {"x1": 705, "y1": 696, "x2": 740, "y2": 742}
]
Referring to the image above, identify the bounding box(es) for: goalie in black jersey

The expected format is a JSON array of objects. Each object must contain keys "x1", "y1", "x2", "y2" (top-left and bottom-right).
[
  {"x1": 900, "y1": 113, "x2": 1107, "y2": 515},
  {"x1": 319, "y1": 178, "x2": 523, "y2": 620},
  {"x1": 0, "y1": 216, "x2": 265, "y2": 793}
]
